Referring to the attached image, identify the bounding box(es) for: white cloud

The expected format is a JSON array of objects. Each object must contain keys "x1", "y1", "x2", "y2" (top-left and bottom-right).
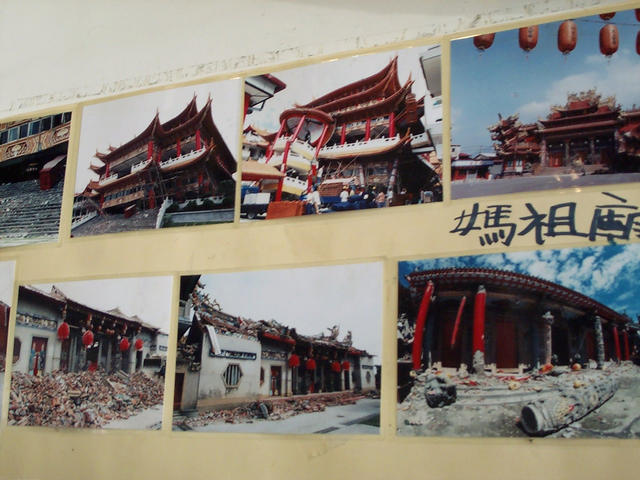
[{"x1": 517, "y1": 50, "x2": 640, "y2": 123}]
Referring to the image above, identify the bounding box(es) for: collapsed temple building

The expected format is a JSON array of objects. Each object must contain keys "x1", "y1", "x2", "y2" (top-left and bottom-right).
[
  {"x1": 398, "y1": 267, "x2": 640, "y2": 388},
  {"x1": 0, "y1": 112, "x2": 71, "y2": 246},
  {"x1": 452, "y1": 90, "x2": 640, "y2": 181},
  {"x1": 175, "y1": 277, "x2": 377, "y2": 411},
  {"x1": 12, "y1": 286, "x2": 167, "y2": 377},
  {"x1": 72, "y1": 96, "x2": 236, "y2": 231},
  {"x1": 241, "y1": 53, "x2": 442, "y2": 213}
]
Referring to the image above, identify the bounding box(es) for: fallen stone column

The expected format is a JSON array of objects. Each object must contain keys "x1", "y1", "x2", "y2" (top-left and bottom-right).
[{"x1": 520, "y1": 376, "x2": 618, "y2": 436}]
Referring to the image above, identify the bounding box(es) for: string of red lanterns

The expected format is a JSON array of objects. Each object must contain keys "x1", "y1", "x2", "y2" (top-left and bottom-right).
[{"x1": 472, "y1": 11, "x2": 636, "y2": 57}]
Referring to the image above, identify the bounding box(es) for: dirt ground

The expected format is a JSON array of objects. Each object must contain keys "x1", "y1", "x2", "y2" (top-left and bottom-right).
[{"x1": 397, "y1": 362, "x2": 640, "y2": 438}]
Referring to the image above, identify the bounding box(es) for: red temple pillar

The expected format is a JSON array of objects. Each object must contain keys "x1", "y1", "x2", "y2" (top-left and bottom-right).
[
  {"x1": 340, "y1": 124, "x2": 346, "y2": 145},
  {"x1": 314, "y1": 124, "x2": 329, "y2": 159},
  {"x1": 388, "y1": 112, "x2": 396, "y2": 137},
  {"x1": 147, "y1": 141, "x2": 153, "y2": 160},
  {"x1": 472, "y1": 285, "x2": 486, "y2": 374},
  {"x1": 411, "y1": 280, "x2": 434, "y2": 370},
  {"x1": 105, "y1": 162, "x2": 110, "y2": 177},
  {"x1": 450, "y1": 295, "x2": 466, "y2": 349},
  {"x1": 176, "y1": 139, "x2": 181, "y2": 157},
  {"x1": 623, "y1": 329, "x2": 630, "y2": 361},
  {"x1": 196, "y1": 130, "x2": 202, "y2": 150},
  {"x1": 365, "y1": 118, "x2": 371, "y2": 141},
  {"x1": 275, "y1": 115, "x2": 306, "y2": 202},
  {"x1": 613, "y1": 325, "x2": 621, "y2": 362},
  {"x1": 267, "y1": 119, "x2": 287, "y2": 161}
]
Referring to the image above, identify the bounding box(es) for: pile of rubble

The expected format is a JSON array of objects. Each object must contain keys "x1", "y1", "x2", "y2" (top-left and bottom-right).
[
  {"x1": 9, "y1": 370, "x2": 164, "y2": 428},
  {"x1": 183, "y1": 392, "x2": 362, "y2": 428},
  {"x1": 398, "y1": 362, "x2": 640, "y2": 438}
]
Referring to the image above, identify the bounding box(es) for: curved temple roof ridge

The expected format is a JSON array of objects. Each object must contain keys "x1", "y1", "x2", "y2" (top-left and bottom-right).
[
  {"x1": 298, "y1": 56, "x2": 401, "y2": 110},
  {"x1": 406, "y1": 266, "x2": 631, "y2": 326}
]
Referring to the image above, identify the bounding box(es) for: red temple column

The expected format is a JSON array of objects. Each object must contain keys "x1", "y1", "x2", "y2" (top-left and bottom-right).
[
  {"x1": 340, "y1": 124, "x2": 346, "y2": 145},
  {"x1": 472, "y1": 285, "x2": 486, "y2": 374},
  {"x1": 196, "y1": 130, "x2": 202, "y2": 150},
  {"x1": 388, "y1": 112, "x2": 396, "y2": 137},
  {"x1": 365, "y1": 118, "x2": 371, "y2": 141},
  {"x1": 411, "y1": 280, "x2": 434, "y2": 370},
  {"x1": 267, "y1": 119, "x2": 287, "y2": 161},
  {"x1": 275, "y1": 116, "x2": 306, "y2": 202},
  {"x1": 450, "y1": 295, "x2": 466, "y2": 349},
  {"x1": 105, "y1": 162, "x2": 110, "y2": 177},
  {"x1": 176, "y1": 139, "x2": 181, "y2": 157},
  {"x1": 623, "y1": 329, "x2": 630, "y2": 361},
  {"x1": 147, "y1": 141, "x2": 153, "y2": 160},
  {"x1": 314, "y1": 124, "x2": 329, "y2": 159},
  {"x1": 613, "y1": 325, "x2": 621, "y2": 362}
]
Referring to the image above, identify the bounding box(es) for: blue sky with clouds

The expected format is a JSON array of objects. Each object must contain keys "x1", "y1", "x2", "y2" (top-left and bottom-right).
[
  {"x1": 399, "y1": 242, "x2": 640, "y2": 322},
  {"x1": 451, "y1": 8, "x2": 640, "y2": 155}
]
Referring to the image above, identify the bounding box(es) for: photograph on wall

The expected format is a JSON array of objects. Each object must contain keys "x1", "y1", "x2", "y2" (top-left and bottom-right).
[
  {"x1": 397, "y1": 242, "x2": 640, "y2": 438},
  {"x1": 8, "y1": 276, "x2": 171, "y2": 429},
  {"x1": 72, "y1": 80, "x2": 240, "y2": 237},
  {"x1": 173, "y1": 263, "x2": 382, "y2": 434},
  {"x1": 450, "y1": 8, "x2": 640, "y2": 199},
  {"x1": 239, "y1": 44, "x2": 442, "y2": 221},
  {"x1": 1, "y1": 260, "x2": 16, "y2": 412},
  {"x1": 0, "y1": 111, "x2": 72, "y2": 247}
]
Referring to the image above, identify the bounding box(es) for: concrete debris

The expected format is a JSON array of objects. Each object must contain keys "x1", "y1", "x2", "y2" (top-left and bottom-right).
[
  {"x1": 424, "y1": 374, "x2": 457, "y2": 408},
  {"x1": 9, "y1": 370, "x2": 164, "y2": 428},
  {"x1": 182, "y1": 392, "x2": 363, "y2": 428},
  {"x1": 398, "y1": 362, "x2": 640, "y2": 438}
]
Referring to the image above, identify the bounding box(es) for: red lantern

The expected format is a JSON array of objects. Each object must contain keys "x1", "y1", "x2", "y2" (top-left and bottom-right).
[
  {"x1": 473, "y1": 33, "x2": 495, "y2": 51},
  {"x1": 288, "y1": 354, "x2": 300, "y2": 368},
  {"x1": 134, "y1": 338, "x2": 143, "y2": 351},
  {"x1": 82, "y1": 330, "x2": 94, "y2": 347},
  {"x1": 331, "y1": 361, "x2": 341, "y2": 373},
  {"x1": 600, "y1": 24, "x2": 619, "y2": 56},
  {"x1": 558, "y1": 20, "x2": 577, "y2": 54},
  {"x1": 57, "y1": 322, "x2": 70, "y2": 341},
  {"x1": 305, "y1": 358, "x2": 316, "y2": 370},
  {"x1": 599, "y1": 13, "x2": 615, "y2": 21},
  {"x1": 119, "y1": 338, "x2": 130, "y2": 352},
  {"x1": 518, "y1": 25, "x2": 538, "y2": 52},
  {"x1": 341, "y1": 361, "x2": 351, "y2": 371}
]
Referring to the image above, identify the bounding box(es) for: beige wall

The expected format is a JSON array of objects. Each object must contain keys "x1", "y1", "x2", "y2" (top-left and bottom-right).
[{"x1": 1, "y1": 1, "x2": 639, "y2": 480}]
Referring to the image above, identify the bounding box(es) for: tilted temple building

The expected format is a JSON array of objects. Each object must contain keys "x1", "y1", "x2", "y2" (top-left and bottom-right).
[
  {"x1": 0, "y1": 113, "x2": 71, "y2": 245},
  {"x1": 13, "y1": 286, "x2": 167, "y2": 377},
  {"x1": 175, "y1": 277, "x2": 376, "y2": 411},
  {"x1": 452, "y1": 90, "x2": 640, "y2": 181},
  {"x1": 75, "y1": 96, "x2": 235, "y2": 220},
  {"x1": 399, "y1": 268, "x2": 639, "y2": 380},
  {"x1": 242, "y1": 57, "x2": 441, "y2": 206}
]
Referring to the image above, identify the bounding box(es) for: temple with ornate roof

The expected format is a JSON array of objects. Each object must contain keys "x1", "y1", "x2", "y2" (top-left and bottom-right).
[
  {"x1": 73, "y1": 96, "x2": 236, "y2": 229},
  {"x1": 13, "y1": 285, "x2": 167, "y2": 377},
  {"x1": 241, "y1": 56, "x2": 441, "y2": 215},
  {"x1": 539, "y1": 90, "x2": 620, "y2": 171},
  {"x1": 174, "y1": 276, "x2": 377, "y2": 411},
  {"x1": 399, "y1": 267, "x2": 639, "y2": 382}
]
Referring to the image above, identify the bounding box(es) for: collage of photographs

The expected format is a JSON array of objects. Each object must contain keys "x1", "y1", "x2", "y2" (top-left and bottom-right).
[{"x1": 1, "y1": 7, "x2": 640, "y2": 445}]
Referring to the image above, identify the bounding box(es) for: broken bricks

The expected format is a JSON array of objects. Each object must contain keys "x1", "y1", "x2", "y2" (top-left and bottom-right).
[{"x1": 9, "y1": 370, "x2": 164, "y2": 428}]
